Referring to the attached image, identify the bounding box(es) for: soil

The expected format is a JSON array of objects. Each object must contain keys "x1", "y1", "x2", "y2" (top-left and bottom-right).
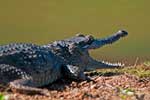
[{"x1": 1, "y1": 73, "x2": 150, "y2": 100}]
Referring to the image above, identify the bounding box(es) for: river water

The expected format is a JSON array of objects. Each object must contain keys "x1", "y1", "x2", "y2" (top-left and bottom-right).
[{"x1": 0, "y1": 0, "x2": 149, "y2": 62}]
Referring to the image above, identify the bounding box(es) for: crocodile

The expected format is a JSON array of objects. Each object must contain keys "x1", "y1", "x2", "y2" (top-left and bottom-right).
[
  {"x1": 44, "y1": 30, "x2": 128, "y2": 80},
  {"x1": 0, "y1": 30, "x2": 128, "y2": 95}
]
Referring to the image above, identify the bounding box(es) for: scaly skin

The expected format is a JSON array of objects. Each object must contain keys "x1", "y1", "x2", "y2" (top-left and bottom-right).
[
  {"x1": 0, "y1": 43, "x2": 64, "y2": 95},
  {"x1": 44, "y1": 30, "x2": 128, "y2": 80}
]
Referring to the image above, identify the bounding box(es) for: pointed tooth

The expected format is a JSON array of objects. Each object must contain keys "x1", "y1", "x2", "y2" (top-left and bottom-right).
[
  {"x1": 118, "y1": 63, "x2": 121, "y2": 66},
  {"x1": 119, "y1": 63, "x2": 121, "y2": 65},
  {"x1": 122, "y1": 63, "x2": 125, "y2": 66}
]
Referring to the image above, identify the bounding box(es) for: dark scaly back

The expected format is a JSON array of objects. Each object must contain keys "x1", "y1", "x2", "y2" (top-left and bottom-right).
[
  {"x1": 46, "y1": 33, "x2": 94, "y2": 48},
  {"x1": 0, "y1": 43, "x2": 64, "y2": 86},
  {"x1": 0, "y1": 43, "x2": 58, "y2": 75}
]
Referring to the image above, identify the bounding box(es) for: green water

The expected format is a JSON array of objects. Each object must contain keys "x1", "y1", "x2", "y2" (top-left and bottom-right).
[{"x1": 0, "y1": 0, "x2": 149, "y2": 59}]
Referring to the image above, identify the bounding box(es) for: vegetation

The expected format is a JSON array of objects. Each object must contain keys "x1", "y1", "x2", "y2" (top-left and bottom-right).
[
  {"x1": 0, "y1": 93, "x2": 8, "y2": 100},
  {"x1": 88, "y1": 63, "x2": 150, "y2": 79}
]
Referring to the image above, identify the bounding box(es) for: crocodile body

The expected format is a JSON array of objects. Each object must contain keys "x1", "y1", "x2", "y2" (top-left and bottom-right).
[
  {"x1": 0, "y1": 30, "x2": 128, "y2": 95},
  {"x1": 0, "y1": 43, "x2": 64, "y2": 95}
]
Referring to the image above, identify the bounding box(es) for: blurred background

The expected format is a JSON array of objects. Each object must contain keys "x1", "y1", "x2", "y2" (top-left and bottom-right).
[{"x1": 0, "y1": 0, "x2": 149, "y2": 63}]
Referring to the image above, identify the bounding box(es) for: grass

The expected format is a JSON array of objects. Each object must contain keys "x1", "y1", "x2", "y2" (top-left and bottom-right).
[
  {"x1": 144, "y1": 61, "x2": 150, "y2": 67},
  {"x1": 119, "y1": 88, "x2": 135, "y2": 100},
  {"x1": 0, "y1": 93, "x2": 9, "y2": 100},
  {"x1": 89, "y1": 63, "x2": 150, "y2": 79},
  {"x1": 87, "y1": 62, "x2": 150, "y2": 99},
  {"x1": 0, "y1": 94, "x2": 4, "y2": 100}
]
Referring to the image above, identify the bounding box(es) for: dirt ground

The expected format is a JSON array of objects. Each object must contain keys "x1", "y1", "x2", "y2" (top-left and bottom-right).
[
  {"x1": 0, "y1": 64, "x2": 150, "y2": 100},
  {"x1": 0, "y1": 62, "x2": 150, "y2": 100}
]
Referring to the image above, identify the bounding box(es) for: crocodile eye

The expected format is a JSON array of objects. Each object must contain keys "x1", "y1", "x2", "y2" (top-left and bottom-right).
[
  {"x1": 85, "y1": 35, "x2": 94, "y2": 43},
  {"x1": 76, "y1": 33, "x2": 85, "y2": 37},
  {"x1": 86, "y1": 35, "x2": 94, "y2": 40}
]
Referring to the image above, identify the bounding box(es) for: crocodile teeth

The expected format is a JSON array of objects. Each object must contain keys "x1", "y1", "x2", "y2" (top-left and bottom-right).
[{"x1": 102, "y1": 60, "x2": 125, "y2": 66}]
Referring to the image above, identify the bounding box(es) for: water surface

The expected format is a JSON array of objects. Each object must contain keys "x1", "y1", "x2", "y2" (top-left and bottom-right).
[{"x1": 0, "y1": 0, "x2": 149, "y2": 60}]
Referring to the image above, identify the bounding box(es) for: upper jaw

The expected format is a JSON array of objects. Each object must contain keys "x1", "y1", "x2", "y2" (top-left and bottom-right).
[
  {"x1": 114, "y1": 30, "x2": 128, "y2": 38},
  {"x1": 82, "y1": 30, "x2": 128, "y2": 50}
]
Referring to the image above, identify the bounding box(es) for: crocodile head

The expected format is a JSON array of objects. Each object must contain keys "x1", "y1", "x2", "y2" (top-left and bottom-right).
[
  {"x1": 62, "y1": 30, "x2": 128, "y2": 80},
  {"x1": 69, "y1": 30, "x2": 128, "y2": 50},
  {"x1": 45, "y1": 30, "x2": 128, "y2": 80}
]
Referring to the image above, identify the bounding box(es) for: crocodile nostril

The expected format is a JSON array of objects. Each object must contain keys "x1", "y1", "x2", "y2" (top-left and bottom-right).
[{"x1": 118, "y1": 30, "x2": 128, "y2": 37}]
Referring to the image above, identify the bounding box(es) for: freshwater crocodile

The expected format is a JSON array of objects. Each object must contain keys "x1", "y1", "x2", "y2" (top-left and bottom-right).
[{"x1": 0, "y1": 30, "x2": 128, "y2": 95}]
